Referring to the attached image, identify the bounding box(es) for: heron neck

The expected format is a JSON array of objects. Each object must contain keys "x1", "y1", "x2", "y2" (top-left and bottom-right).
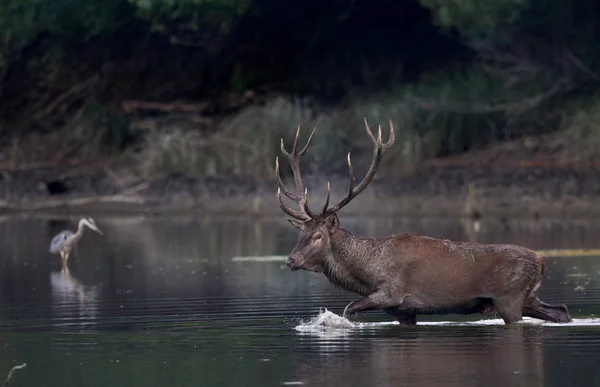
[{"x1": 76, "y1": 221, "x2": 87, "y2": 238}]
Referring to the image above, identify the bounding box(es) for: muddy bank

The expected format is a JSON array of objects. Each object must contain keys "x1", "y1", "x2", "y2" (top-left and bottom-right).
[{"x1": 1, "y1": 163, "x2": 600, "y2": 219}]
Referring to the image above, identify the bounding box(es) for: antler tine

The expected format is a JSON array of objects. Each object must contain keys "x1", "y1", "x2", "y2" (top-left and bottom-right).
[
  {"x1": 299, "y1": 127, "x2": 317, "y2": 155},
  {"x1": 276, "y1": 157, "x2": 306, "y2": 220},
  {"x1": 276, "y1": 125, "x2": 319, "y2": 221},
  {"x1": 275, "y1": 157, "x2": 299, "y2": 202},
  {"x1": 280, "y1": 137, "x2": 289, "y2": 157},
  {"x1": 302, "y1": 187, "x2": 319, "y2": 219},
  {"x1": 280, "y1": 125, "x2": 301, "y2": 156},
  {"x1": 280, "y1": 126, "x2": 316, "y2": 194},
  {"x1": 363, "y1": 117, "x2": 377, "y2": 143},
  {"x1": 292, "y1": 125, "x2": 301, "y2": 153},
  {"x1": 277, "y1": 187, "x2": 309, "y2": 220},
  {"x1": 322, "y1": 182, "x2": 331, "y2": 214},
  {"x1": 346, "y1": 152, "x2": 355, "y2": 194},
  {"x1": 384, "y1": 120, "x2": 395, "y2": 151},
  {"x1": 321, "y1": 119, "x2": 395, "y2": 216}
]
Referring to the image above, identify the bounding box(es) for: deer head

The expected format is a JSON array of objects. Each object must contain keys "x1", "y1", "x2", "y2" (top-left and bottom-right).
[{"x1": 276, "y1": 118, "x2": 395, "y2": 272}]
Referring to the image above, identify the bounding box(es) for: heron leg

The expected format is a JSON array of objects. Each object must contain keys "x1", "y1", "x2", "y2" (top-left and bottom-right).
[{"x1": 60, "y1": 250, "x2": 70, "y2": 268}]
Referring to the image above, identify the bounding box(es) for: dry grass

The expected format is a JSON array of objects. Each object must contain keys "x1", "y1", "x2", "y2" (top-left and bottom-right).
[
  {"x1": 561, "y1": 97, "x2": 600, "y2": 161},
  {"x1": 131, "y1": 94, "x2": 441, "y2": 179},
  {"x1": 9, "y1": 68, "x2": 600, "y2": 182},
  {"x1": 133, "y1": 96, "x2": 313, "y2": 178},
  {"x1": 127, "y1": 66, "x2": 556, "y2": 180}
]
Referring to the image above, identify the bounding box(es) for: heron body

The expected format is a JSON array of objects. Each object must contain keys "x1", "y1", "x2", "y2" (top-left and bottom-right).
[{"x1": 49, "y1": 217, "x2": 103, "y2": 267}]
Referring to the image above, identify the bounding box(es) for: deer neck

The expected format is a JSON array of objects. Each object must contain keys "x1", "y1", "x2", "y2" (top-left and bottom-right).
[{"x1": 322, "y1": 228, "x2": 379, "y2": 297}]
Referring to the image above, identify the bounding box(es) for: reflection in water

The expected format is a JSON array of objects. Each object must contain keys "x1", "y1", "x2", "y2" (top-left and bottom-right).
[
  {"x1": 0, "y1": 215, "x2": 598, "y2": 386},
  {"x1": 49, "y1": 267, "x2": 99, "y2": 331},
  {"x1": 293, "y1": 325, "x2": 545, "y2": 387}
]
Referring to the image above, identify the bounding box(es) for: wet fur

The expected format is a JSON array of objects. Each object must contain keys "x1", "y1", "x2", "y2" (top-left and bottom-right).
[{"x1": 286, "y1": 217, "x2": 572, "y2": 325}]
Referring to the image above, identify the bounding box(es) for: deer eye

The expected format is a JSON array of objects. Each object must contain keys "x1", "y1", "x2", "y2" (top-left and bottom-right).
[{"x1": 313, "y1": 233, "x2": 322, "y2": 241}]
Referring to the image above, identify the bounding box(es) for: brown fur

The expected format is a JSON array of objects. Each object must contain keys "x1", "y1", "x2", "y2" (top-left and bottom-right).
[
  {"x1": 276, "y1": 120, "x2": 572, "y2": 325},
  {"x1": 286, "y1": 216, "x2": 572, "y2": 325}
]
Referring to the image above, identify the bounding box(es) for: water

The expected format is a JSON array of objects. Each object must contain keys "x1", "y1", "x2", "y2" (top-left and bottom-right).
[{"x1": 1, "y1": 214, "x2": 600, "y2": 386}]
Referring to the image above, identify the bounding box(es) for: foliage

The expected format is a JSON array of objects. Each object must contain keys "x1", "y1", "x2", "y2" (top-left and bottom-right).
[
  {"x1": 560, "y1": 95, "x2": 600, "y2": 160},
  {"x1": 419, "y1": 0, "x2": 600, "y2": 68},
  {"x1": 0, "y1": 0, "x2": 250, "y2": 70},
  {"x1": 1, "y1": 0, "x2": 135, "y2": 52},
  {"x1": 419, "y1": 0, "x2": 529, "y2": 42},
  {"x1": 3, "y1": 0, "x2": 600, "y2": 178},
  {"x1": 130, "y1": 0, "x2": 252, "y2": 45},
  {"x1": 131, "y1": 0, "x2": 252, "y2": 27},
  {"x1": 416, "y1": 0, "x2": 600, "y2": 163}
]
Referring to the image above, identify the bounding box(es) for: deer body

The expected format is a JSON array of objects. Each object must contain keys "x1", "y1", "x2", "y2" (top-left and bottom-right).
[
  {"x1": 316, "y1": 229, "x2": 546, "y2": 317},
  {"x1": 276, "y1": 120, "x2": 572, "y2": 325}
]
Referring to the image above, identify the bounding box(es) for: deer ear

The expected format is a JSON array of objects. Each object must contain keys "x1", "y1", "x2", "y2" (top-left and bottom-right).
[
  {"x1": 287, "y1": 219, "x2": 305, "y2": 230},
  {"x1": 325, "y1": 214, "x2": 339, "y2": 229}
]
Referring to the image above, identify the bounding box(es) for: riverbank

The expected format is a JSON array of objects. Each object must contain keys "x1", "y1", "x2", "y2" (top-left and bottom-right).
[
  {"x1": 1, "y1": 171, "x2": 599, "y2": 219},
  {"x1": 1, "y1": 131, "x2": 600, "y2": 219}
]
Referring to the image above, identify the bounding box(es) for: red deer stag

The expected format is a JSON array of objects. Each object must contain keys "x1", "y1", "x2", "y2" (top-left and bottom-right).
[{"x1": 275, "y1": 119, "x2": 572, "y2": 325}]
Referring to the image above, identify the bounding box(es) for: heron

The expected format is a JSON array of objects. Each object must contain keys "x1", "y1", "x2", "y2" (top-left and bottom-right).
[{"x1": 49, "y1": 217, "x2": 103, "y2": 266}]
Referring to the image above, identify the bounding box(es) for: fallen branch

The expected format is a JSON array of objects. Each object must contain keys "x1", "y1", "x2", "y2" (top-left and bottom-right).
[
  {"x1": 128, "y1": 115, "x2": 213, "y2": 132},
  {"x1": 0, "y1": 181, "x2": 150, "y2": 212},
  {"x1": 0, "y1": 195, "x2": 145, "y2": 211},
  {"x1": 121, "y1": 100, "x2": 212, "y2": 114},
  {"x1": 119, "y1": 182, "x2": 150, "y2": 197},
  {"x1": 0, "y1": 159, "x2": 97, "y2": 173},
  {"x1": 561, "y1": 47, "x2": 600, "y2": 81},
  {"x1": 36, "y1": 75, "x2": 100, "y2": 119},
  {"x1": 0, "y1": 180, "x2": 151, "y2": 211},
  {"x1": 2, "y1": 363, "x2": 26, "y2": 387},
  {"x1": 408, "y1": 79, "x2": 568, "y2": 115},
  {"x1": 424, "y1": 157, "x2": 600, "y2": 169}
]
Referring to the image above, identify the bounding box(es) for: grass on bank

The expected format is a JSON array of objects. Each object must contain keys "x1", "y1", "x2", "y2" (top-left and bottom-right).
[{"x1": 4, "y1": 65, "x2": 600, "y2": 181}]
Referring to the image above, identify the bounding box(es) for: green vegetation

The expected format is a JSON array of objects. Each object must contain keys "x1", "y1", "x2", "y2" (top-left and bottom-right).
[{"x1": 2, "y1": 0, "x2": 600, "y2": 179}]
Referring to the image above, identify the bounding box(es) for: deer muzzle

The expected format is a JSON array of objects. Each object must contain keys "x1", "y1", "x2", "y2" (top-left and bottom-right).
[{"x1": 286, "y1": 254, "x2": 302, "y2": 271}]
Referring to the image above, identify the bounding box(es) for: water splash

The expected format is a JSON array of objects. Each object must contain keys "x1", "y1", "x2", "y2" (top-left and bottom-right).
[
  {"x1": 419, "y1": 317, "x2": 600, "y2": 327},
  {"x1": 294, "y1": 309, "x2": 394, "y2": 338},
  {"x1": 295, "y1": 309, "x2": 600, "y2": 335},
  {"x1": 295, "y1": 309, "x2": 356, "y2": 330}
]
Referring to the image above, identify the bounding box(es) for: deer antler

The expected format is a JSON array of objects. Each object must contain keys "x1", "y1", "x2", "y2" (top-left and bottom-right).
[
  {"x1": 276, "y1": 119, "x2": 394, "y2": 221},
  {"x1": 276, "y1": 125, "x2": 318, "y2": 221},
  {"x1": 321, "y1": 118, "x2": 395, "y2": 217}
]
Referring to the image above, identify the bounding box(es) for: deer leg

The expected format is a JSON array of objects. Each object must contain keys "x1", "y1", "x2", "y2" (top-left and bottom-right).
[
  {"x1": 522, "y1": 279, "x2": 572, "y2": 323},
  {"x1": 523, "y1": 298, "x2": 572, "y2": 323},
  {"x1": 343, "y1": 298, "x2": 378, "y2": 319},
  {"x1": 383, "y1": 308, "x2": 417, "y2": 325},
  {"x1": 343, "y1": 290, "x2": 397, "y2": 319},
  {"x1": 492, "y1": 294, "x2": 525, "y2": 324}
]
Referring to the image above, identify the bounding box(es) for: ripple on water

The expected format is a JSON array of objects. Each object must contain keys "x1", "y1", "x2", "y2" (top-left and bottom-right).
[{"x1": 294, "y1": 309, "x2": 600, "y2": 337}]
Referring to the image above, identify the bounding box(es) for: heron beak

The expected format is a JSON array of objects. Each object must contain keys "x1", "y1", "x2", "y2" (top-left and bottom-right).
[{"x1": 95, "y1": 227, "x2": 103, "y2": 235}]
